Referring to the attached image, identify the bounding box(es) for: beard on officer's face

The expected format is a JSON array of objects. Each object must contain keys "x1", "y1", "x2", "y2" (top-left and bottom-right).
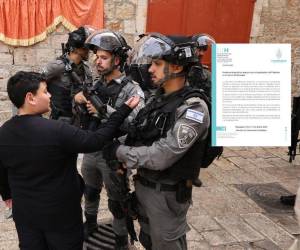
[{"x1": 97, "y1": 65, "x2": 114, "y2": 76}]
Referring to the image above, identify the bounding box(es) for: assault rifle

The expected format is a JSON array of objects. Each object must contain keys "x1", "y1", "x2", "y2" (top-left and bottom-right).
[
  {"x1": 71, "y1": 72, "x2": 107, "y2": 130},
  {"x1": 108, "y1": 160, "x2": 138, "y2": 245}
]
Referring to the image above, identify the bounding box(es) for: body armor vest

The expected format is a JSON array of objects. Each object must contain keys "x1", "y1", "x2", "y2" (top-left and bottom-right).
[
  {"x1": 48, "y1": 56, "x2": 90, "y2": 118},
  {"x1": 94, "y1": 77, "x2": 130, "y2": 108},
  {"x1": 126, "y1": 86, "x2": 209, "y2": 182},
  {"x1": 78, "y1": 77, "x2": 130, "y2": 131},
  {"x1": 188, "y1": 64, "x2": 211, "y2": 100}
]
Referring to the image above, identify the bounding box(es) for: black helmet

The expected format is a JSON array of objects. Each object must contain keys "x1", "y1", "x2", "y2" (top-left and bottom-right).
[
  {"x1": 85, "y1": 30, "x2": 130, "y2": 62},
  {"x1": 65, "y1": 26, "x2": 96, "y2": 52},
  {"x1": 127, "y1": 33, "x2": 198, "y2": 89},
  {"x1": 192, "y1": 33, "x2": 215, "y2": 50},
  {"x1": 130, "y1": 33, "x2": 198, "y2": 66}
]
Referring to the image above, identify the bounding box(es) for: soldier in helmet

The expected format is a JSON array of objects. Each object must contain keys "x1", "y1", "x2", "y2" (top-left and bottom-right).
[
  {"x1": 125, "y1": 35, "x2": 157, "y2": 102},
  {"x1": 103, "y1": 33, "x2": 210, "y2": 250},
  {"x1": 80, "y1": 30, "x2": 145, "y2": 248},
  {"x1": 42, "y1": 26, "x2": 94, "y2": 123},
  {"x1": 188, "y1": 33, "x2": 215, "y2": 99}
]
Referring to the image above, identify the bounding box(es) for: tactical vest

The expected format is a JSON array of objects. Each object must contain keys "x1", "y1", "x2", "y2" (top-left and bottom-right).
[
  {"x1": 48, "y1": 56, "x2": 90, "y2": 118},
  {"x1": 126, "y1": 86, "x2": 210, "y2": 182},
  {"x1": 188, "y1": 64, "x2": 211, "y2": 100},
  {"x1": 94, "y1": 77, "x2": 131, "y2": 108}
]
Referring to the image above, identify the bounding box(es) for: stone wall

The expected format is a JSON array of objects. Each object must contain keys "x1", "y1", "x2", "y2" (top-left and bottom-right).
[
  {"x1": 104, "y1": 0, "x2": 147, "y2": 45},
  {"x1": 250, "y1": 0, "x2": 300, "y2": 95},
  {"x1": 0, "y1": 25, "x2": 70, "y2": 124}
]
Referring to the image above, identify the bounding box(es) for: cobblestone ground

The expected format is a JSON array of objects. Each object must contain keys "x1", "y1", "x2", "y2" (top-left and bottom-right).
[{"x1": 1, "y1": 147, "x2": 300, "y2": 250}]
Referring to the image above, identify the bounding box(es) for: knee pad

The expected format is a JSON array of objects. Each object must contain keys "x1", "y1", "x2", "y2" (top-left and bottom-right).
[
  {"x1": 84, "y1": 185, "x2": 100, "y2": 202},
  {"x1": 108, "y1": 199, "x2": 125, "y2": 219},
  {"x1": 139, "y1": 230, "x2": 152, "y2": 250}
]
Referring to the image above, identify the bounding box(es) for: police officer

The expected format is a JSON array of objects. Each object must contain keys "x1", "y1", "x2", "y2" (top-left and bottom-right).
[
  {"x1": 42, "y1": 26, "x2": 94, "y2": 123},
  {"x1": 80, "y1": 30, "x2": 145, "y2": 248},
  {"x1": 103, "y1": 33, "x2": 210, "y2": 250},
  {"x1": 188, "y1": 33, "x2": 215, "y2": 99}
]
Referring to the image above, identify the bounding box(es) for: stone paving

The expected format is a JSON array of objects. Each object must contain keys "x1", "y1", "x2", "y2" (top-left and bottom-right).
[{"x1": 1, "y1": 147, "x2": 300, "y2": 249}]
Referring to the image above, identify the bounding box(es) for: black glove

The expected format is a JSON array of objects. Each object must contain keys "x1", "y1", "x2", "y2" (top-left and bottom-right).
[{"x1": 102, "y1": 140, "x2": 120, "y2": 162}]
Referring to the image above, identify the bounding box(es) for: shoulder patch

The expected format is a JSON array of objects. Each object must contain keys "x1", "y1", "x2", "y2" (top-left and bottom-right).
[
  {"x1": 52, "y1": 59, "x2": 65, "y2": 66},
  {"x1": 125, "y1": 81, "x2": 145, "y2": 99},
  {"x1": 42, "y1": 60, "x2": 65, "y2": 77},
  {"x1": 41, "y1": 68, "x2": 48, "y2": 75},
  {"x1": 185, "y1": 109, "x2": 204, "y2": 123},
  {"x1": 136, "y1": 89, "x2": 145, "y2": 99},
  {"x1": 185, "y1": 97, "x2": 202, "y2": 105},
  {"x1": 177, "y1": 124, "x2": 198, "y2": 148}
]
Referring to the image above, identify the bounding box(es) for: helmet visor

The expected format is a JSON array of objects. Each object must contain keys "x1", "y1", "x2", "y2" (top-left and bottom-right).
[
  {"x1": 130, "y1": 36, "x2": 173, "y2": 65},
  {"x1": 196, "y1": 35, "x2": 215, "y2": 47}
]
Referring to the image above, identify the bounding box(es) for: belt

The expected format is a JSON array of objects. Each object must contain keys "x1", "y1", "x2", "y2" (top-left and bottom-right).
[{"x1": 136, "y1": 175, "x2": 177, "y2": 192}]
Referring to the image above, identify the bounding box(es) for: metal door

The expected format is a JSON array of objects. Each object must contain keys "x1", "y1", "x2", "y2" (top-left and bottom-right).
[{"x1": 146, "y1": 0, "x2": 256, "y2": 65}]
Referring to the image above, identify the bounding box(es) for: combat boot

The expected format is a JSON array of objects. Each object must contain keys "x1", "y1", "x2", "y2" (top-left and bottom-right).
[
  {"x1": 192, "y1": 178, "x2": 202, "y2": 187},
  {"x1": 115, "y1": 234, "x2": 129, "y2": 250},
  {"x1": 280, "y1": 194, "x2": 296, "y2": 206},
  {"x1": 83, "y1": 212, "x2": 98, "y2": 240}
]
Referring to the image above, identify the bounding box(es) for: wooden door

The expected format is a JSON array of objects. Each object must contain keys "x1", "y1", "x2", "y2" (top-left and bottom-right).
[{"x1": 146, "y1": 0, "x2": 256, "y2": 66}]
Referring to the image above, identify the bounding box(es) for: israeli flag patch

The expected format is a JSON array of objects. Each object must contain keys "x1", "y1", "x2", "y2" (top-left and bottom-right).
[{"x1": 185, "y1": 109, "x2": 204, "y2": 123}]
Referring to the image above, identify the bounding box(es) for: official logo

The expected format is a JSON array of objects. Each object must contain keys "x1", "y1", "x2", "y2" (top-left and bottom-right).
[
  {"x1": 177, "y1": 124, "x2": 198, "y2": 148},
  {"x1": 276, "y1": 48, "x2": 282, "y2": 59},
  {"x1": 271, "y1": 47, "x2": 287, "y2": 63}
]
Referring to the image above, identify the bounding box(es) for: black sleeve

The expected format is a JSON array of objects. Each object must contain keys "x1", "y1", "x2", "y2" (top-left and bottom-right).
[
  {"x1": 70, "y1": 83, "x2": 83, "y2": 99},
  {"x1": 59, "y1": 104, "x2": 132, "y2": 153},
  {"x1": 0, "y1": 161, "x2": 11, "y2": 201}
]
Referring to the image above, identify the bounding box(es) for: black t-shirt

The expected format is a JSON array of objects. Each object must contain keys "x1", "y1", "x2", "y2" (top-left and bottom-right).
[{"x1": 0, "y1": 104, "x2": 131, "y2": 230}]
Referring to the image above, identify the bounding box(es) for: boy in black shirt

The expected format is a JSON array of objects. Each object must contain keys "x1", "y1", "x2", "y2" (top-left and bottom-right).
[{"x1": 0, "y1": 71, "x2": 139, "y2": 250}]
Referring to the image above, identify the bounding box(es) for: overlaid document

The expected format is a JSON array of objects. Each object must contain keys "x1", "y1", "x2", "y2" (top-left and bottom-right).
[{"x1": 211, "y1": 44, "x2": 291, "y2": 146}]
